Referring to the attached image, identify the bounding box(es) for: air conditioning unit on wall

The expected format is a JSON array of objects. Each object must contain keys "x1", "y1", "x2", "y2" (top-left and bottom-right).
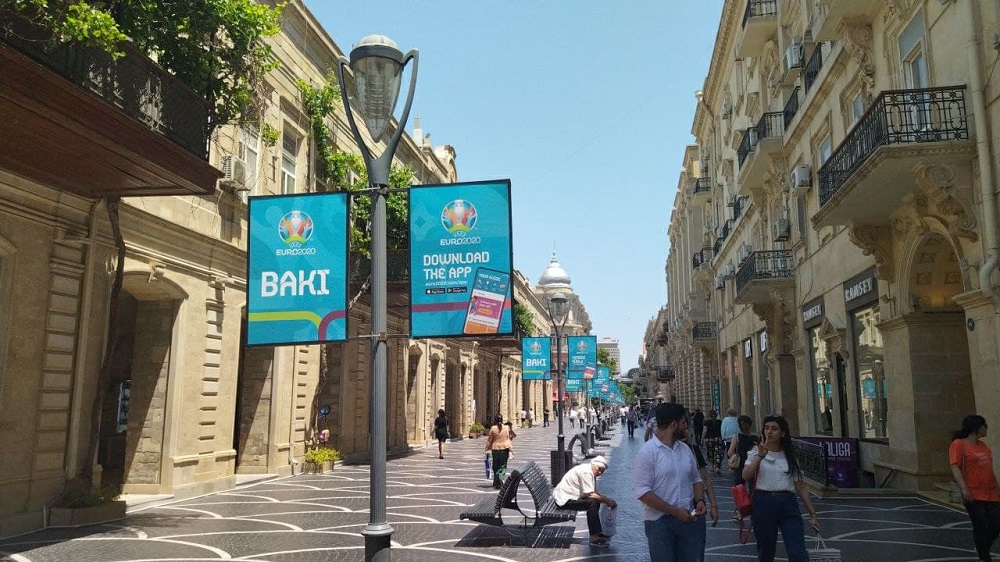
[
  {"x1": 221, "y1": 155, "x2": 248, "y2": 190},
  {"x1": 790, "y1": 164, "x2": 812, "y2": 193}
]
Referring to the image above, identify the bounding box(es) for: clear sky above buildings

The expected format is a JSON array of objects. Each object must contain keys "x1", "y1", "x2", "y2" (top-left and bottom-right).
[{"x1": 306, "y1": 1, "x2": 724, "y2": 370}]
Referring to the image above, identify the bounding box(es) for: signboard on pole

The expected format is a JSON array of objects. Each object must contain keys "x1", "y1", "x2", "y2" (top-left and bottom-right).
[
  {"x1": 409, "y1": 180, "x2": 513, "y2": 338},
  {"x1": 247, "y1": 192, "x2": 349, "y2": 346},
  {"x1": 565, "y1": 378, "x2": 582, "y2": 392},
  {"x1": 521, "y1": 337, "x2": 551, "y2": 380},
  {"x1": 567, "y1": 336, "x2": 597, "y2": 380}
]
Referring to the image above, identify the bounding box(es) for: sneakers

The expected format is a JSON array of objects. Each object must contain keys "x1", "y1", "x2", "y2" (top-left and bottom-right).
[{"x1": 589, "y1": 539, "x2": 610, "y2": 548}]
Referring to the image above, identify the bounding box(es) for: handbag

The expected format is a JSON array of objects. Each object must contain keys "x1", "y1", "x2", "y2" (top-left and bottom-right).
[
  {"x1": 731, "y1": 464, "x2": 758, "y2": 544},
  {"x1": 728, "y1": 453, "x2": 741, "y2": 470},
  {"x1": 599, "y1": 504, "x2": 617, "y2": 537},
  {"x1": 808, "y1": 532, "x2": 842, "y2": 562}
]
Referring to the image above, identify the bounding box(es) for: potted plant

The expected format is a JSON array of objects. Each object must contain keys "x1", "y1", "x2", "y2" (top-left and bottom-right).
[
  {"x1": 468, "y1": 423, "x2": 485, "y2": 439},
  {"x1": 303, "y1": 447, "x2": 340, "y2": 474},
  {"x1": 49, "y1": 479, "x2": 125, "y2": 528}
]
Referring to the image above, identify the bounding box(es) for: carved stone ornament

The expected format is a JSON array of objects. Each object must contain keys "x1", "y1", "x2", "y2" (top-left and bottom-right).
[
  {"x1": 818, "y1": 315, "x2": 849, "y2": 360},
  {"x1": 750, "y1": 288, "x2": 796, "y2": 354},
  {"x1": 840, "y1": 24, "x2": 875, "y2": 102},
  {"x1": 912, "y1": 162, "x2": 979, "y2": 242},
  {"x1": 848, "y1": 223, "x2": 896, "y2": 281}
]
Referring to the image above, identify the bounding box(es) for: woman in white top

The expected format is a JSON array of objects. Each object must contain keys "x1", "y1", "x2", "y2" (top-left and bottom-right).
[{"x1": 741, "y1": 415, "x2": 819, "y2": 562}]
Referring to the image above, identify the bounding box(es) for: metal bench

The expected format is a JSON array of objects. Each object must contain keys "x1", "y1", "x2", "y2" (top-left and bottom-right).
[
  {"x1": 459, "y1": 468, "x2": 523, "y2": 527},
  {"x1": 519, "y1": 461, "x2": 577, "y2": 528}
]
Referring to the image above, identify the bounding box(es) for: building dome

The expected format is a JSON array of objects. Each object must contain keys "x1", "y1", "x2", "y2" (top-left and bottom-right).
[{"x1": 538, "y1": 251, "x2": 572, "y2": 291}]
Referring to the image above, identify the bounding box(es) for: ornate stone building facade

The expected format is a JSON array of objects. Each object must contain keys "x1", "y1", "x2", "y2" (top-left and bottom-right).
[
  {"x1": 662, "y1": 0, "x2": 1000, "y2": 491},
  {"x1": 0, "y1": 0, "x2": 568, "y2": 537}
]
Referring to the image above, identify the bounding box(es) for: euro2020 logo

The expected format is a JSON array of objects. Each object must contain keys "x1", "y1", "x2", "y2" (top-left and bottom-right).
[
  {"x1": 530, "y1": 340, "x2": 542, "y2": 354},
  {"x1": 576, "y1": 340, "x2": 588, "y2": 353},
  {"x1": 279, "y1": 210, "x2": 313, "y2": 247},
  {"x1": 441, "y1": 200, "x2": 477, "y2": 235}
]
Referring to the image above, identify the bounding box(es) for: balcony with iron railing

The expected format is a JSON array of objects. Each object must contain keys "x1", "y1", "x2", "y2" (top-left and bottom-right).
[
  {"x1": 734, "y1": 250, "x2": 795, "y2": 304},
  {"x1": 732, "y1": 195, "x2": 750, "y2": 222},
  {"x1": 692, "y1": 248, "x2": 711, "y2": 269},
  {"x1": 0, "y1": 18, "x2": 220, "y2": 197},
  {"x1": 692, "y1": 176, "x2": 712, "y2": 202},
  {"x1": 692, "y1": 322, "x2": 718, "y2": 343},
  {"x1": 737, "y1": 0, "x2": 778, "y2": 58},
  {"x1": 738, "y1": 112, "x2": 785, "y2": 188},
  {"x1": 783, "y1": 87, "x2": 801, "y2": 129},
  {"x1": 656, "y1": 366, "x2": 677, "y2": 383},
  {"x1": 803, "y1": 46, "x2": 823, "y2": 94},
  {"x1": 815, "y1": 86, "x2": 973, "y2": 227}
]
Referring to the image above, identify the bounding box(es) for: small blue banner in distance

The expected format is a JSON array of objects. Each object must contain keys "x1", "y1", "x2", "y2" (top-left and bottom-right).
[
  {"x1": 567, "y1": 336, "x2": 597, "y2": 380},
  {"x1": 522, "y1": 337, "x2": 551, "y2": 380}
]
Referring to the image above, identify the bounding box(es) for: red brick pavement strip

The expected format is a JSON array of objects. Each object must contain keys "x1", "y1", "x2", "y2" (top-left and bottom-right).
[{"x1": 0, "y1": 417, "x2": 990, "y2": 561}]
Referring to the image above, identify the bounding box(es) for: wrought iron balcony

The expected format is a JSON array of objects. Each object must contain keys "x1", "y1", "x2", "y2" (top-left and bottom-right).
[
  {"x1": 0, "y1": 18, "x2": 219, "y2": 197},
  {"x1": 783, "y1": 87, "x2": 801, "y2": 129},
  {"x1": 657, "y1": 367, "x2": 676, "y2": 383},
  {"x1": 692, "y1": 322, "x2": 717, "y2": 342},
  {"x1": 737, "y1": 0, "x2": 778, "y2": 58},
  {"x1": 721, "y1": 219, "x2": 734, "y2": 241},
  {"x1": 692, "y1": 176, "x2": 712, "y2": 195},
  {"x1": 738, "y1": 112, "x2": 784, "y2": 168},
  {"x1": 713, "y1": 236, "x2": 724, "y2": 255},
  {"x1": 803, "y1": 46, "x2": 823, "y2": 93},
  {"x1": 816, "y1": 86, "x2": 972, "y2": 225},
  {"x1": 735, "y1": 250, "x2": 795, "y2": 304},
  {"x1": 692, "y1": 248, "x2": 712, "y2": 269},
  {"x1": 732, "y1": 195, "x2": 749, "y2": 221}
]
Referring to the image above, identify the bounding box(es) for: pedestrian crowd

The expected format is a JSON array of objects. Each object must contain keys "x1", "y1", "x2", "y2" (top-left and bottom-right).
[{"x1": 441, "y1": 402, "x2": 998, "y2": 562}]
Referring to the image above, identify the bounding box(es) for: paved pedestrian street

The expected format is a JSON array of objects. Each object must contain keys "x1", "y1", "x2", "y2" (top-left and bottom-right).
[{"x1": 1, "y1": 419, "x2": 992, "y2": 561}]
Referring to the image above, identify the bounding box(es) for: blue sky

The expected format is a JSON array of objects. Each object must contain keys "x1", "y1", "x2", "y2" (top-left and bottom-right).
[{"x1": 306, "y1": 1, "x2": 724, "y2": 370}]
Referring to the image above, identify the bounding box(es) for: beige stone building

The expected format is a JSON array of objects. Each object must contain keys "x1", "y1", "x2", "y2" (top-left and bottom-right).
[
  {"x1": 661, "y1": 0, "x2": 1000, "y2": 491},
  {"x1": 0, "y1": 0, "x2": 563, "y2": 538}
]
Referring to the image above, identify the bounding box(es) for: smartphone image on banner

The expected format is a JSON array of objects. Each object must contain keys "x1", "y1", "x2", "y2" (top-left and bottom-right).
[{"x1": 463, "y1": 267, "x2": 510, "y2": 335}]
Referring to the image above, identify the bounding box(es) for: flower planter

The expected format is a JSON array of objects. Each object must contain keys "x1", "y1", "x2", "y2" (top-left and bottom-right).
[
  {"x1": 49, "y1": 500, "x2": 126, "y2": 528},
  {"x1": 304, "y1": 460, "x2": 335, "y2": 474}
]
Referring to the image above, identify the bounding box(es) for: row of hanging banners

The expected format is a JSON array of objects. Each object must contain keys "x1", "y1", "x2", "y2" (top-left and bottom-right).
[
  {"x1": 246, "y1": 180, "x2": 513, "y2": 346},
  {"x1": 522, "y1": 335, "x2": 625, "y2": 404}
]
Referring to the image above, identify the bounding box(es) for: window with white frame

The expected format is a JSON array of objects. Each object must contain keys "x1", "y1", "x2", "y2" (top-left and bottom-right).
[
  {"x1": 818, "y1": 134, "x2": 832, "y2": 165},
  {"x1": 899, "y1": 12, "x2": 927, "y2": 89},
  {"x1": 241, "y1": 126, "x2": 260, "y2": 194},
  {"x1": 281, "y1": 131, "x2": 298, "y2": 195}
]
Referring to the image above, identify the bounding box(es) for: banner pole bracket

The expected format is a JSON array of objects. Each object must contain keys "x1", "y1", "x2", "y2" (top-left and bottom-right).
[{"x1": 354, "y1": 333, "x2": 410, "y2": 342}]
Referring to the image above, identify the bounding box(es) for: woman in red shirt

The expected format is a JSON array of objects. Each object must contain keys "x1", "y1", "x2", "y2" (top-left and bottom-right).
[{"x1": 950, "y1": 415, "x2": 1000, "y2": 562}]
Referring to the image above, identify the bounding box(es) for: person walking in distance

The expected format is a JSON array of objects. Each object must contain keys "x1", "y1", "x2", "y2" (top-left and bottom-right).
[
  {"x1": 741, "y1": 415, "x2": 819, "y2": 562},
  {"x1": 950, "y1": 414, "x2": 1000, "y2": 562},
  {"x1": 433, "y1": 409, "x2": 449, "y2": 459},
  {"x1": 702, "y1": 410, "x2": 723, "y2": 473},
  {"x1": 543, "y1": 408, "x2": 551, "y2": 427},
  {"x1": 552, "y1": 456, "x2": 617, "y2": 548},
  {"x1": 728, "y1": 415, "x2": 759, "y2": 485},
  {"x1": 484, "y1": 415, "x2": 514, "y2": 489},
  {"x1": 720, "y1": 407, "x2": 740, "y2": 446},
  {"x1": 569, "y1": 405, "x2": 576, "y2": 428},
  {"x1": 634, "y1": 403, "x2": 707, "y2": 561},
  {"x1": 627, "y1": 406, "x2": 639, "y2": 439},
  {"x1": 693, "y1": 409, "x2": 705, "y2": 448}
]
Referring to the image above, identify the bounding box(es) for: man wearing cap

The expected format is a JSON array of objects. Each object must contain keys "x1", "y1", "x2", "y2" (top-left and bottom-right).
[
  {"x1": 552, "y1": 456, "x2": 617, "y2": 548},
  {"x1": 634, "y1": 402, "x2": 706, "y2": 561}
]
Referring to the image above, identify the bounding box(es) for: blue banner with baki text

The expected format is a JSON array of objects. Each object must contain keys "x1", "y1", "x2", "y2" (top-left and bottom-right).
[
  {"x1": 565, "y1": 378, "x2": 582, "y2": 393},
  {"x1": 567, "y1": 336, "x2": 597, "y2": 380},
  {"x1": 521, "y1": 337, "x2": 551, "y2": 380},
  {"x1": 409, "y1": 180, "x2": 513, "y2": 338},
  {"x1": 247, "y1": 192, "x2": 349, "y2": 346}
]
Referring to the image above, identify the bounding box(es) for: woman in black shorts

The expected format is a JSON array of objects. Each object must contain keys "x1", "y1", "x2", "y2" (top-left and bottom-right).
[{"x1": 434, "y1": 409, "x2": 449, "y2": 459}]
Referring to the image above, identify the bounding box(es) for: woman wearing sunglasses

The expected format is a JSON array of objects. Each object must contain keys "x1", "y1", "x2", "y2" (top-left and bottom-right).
[{"x1": 741, "y1": 415, "x2": 819, "y2": 562}]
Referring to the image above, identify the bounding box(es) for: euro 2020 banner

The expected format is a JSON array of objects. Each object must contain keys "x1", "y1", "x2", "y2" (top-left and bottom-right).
[
  {"x1": 567, "y1": 335, "x2": 597, "y2": 380},
  {"x1": 409, "y1": 180, "x2": 513, "y2": 338},
  {"x1": 521, "y1": 337, "x2": 550, "y2": 380},
  {"x1": 247, "y1": 192, "x2": 348, "y2": 346}
]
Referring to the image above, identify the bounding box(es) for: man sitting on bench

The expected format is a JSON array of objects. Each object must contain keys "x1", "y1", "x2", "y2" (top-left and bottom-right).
[{"x1": 551, "y1": 455, "x2": 617, "y2": 548}]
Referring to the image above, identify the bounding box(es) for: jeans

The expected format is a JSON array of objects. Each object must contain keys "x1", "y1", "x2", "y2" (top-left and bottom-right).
[
  {"x1": 965, "y1": 500, "x2": 1000, "y2": 561},
  {"x1": 751, "y1": 492, "x2": 807, "y2": 562},
  {"x1": 561, "y1": 498, "x2": 602, "y2": 536},
  {"x1": 644, "y1": 514, "x2": 702, "y2": 562}
]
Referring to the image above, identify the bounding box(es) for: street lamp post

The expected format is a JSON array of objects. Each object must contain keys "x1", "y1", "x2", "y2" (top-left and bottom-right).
[
  {"x1": 335, "y1": 34, "x2": 418, "y2": 562},
  {"x1": 547, "y1": 292, "x2": 571, "y2": 485}
]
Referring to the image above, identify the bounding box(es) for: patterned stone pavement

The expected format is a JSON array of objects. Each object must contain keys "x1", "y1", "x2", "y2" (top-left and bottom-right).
[{"x1": 0, "y1": 417, "x2": 992, "y2": 561}]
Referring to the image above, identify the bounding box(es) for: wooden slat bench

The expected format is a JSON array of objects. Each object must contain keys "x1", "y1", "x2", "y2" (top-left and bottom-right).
[{"x1": 459, "y1": 467, "x2": 523, "y2": 527}]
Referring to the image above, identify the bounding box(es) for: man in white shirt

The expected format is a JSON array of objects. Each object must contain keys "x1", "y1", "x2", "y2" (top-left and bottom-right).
[
  {"x1": 634, "y1": 403, "x2": 706, "y2": 562},
  {"x1": 552, "y1": 456, "x2": 616, "y2": 548}
]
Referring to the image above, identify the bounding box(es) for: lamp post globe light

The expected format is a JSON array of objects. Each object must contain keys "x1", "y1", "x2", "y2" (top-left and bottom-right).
[
  {"x1": 547, "y1": 291, "x2": 572, "y2": 485},
  {"x1": 335, "y1": 34, "x2": 418, "y2": 562}
]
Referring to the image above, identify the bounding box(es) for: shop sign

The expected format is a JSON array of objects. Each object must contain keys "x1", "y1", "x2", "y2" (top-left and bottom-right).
[
  {"x1": 800, "y1": 437, "x2": 860, "y2": 488},
  {"x1": 802, "y1": 296, "x2": 825, "y2": 329},
  {"x1": 844, "y1": 267, "x2": 878, "y2": 310}
]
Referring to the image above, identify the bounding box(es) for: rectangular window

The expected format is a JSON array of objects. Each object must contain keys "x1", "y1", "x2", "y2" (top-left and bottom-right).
[
  {"x1": 853, "y1": 305, "x2": 887, "y2": 440},
  {"x1": 818, "y1": 135, "x2": 832, "y2": 165},
  {"x1": 281, "y1": 132, "x2": 297, "y2": 195},
  {"x1": 851, "y1": 92, "x2": 865, "y2": 128},
  {"x1": 241, "y1": 126, "x2": 260, "y2": 194},
  {"x1": 808, "y1": 327, "x2": 833, "y2": 435}
]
